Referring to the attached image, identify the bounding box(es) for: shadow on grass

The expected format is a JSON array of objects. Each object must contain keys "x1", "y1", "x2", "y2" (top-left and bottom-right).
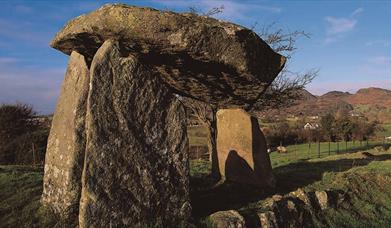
[{"x1": 190, "y1": 153, "x2": 391, "y2": 218}]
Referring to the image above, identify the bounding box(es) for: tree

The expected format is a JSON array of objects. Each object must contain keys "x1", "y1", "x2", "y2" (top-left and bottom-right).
[
  {"x1": 335, "y1": 115, "x2": 353, "y2": 152},
  {"x1": 248, "y1": 24, "x2": 318, "y2": 113},
  {"x1": 0, "y1": 103, "x2": 49, "y2": 165},
  {"x1": 320, "y1": 113, "x2": 336, "y2": 155}
]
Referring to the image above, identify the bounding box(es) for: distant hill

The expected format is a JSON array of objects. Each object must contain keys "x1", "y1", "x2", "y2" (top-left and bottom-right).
[{"x1": 263, "y1": 87, "x2": 391, "y2": 123}]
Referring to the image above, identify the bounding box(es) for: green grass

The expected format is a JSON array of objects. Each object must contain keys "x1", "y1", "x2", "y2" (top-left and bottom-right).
[
  {"x1": 378, "y1": 123, "x2": 391, "y2": 138},
  {"x1": 269, "y1": 141, "x2": 389, "y2": 168},
  {"x1": 188, "y1": 126, "x2": 209, "y2": 146},
  {"x1": 0, "y1": 165, "x2": 59, "y2": 228},
  {"x1": 1, "y1": 132, "x2": 391, "y2": 227},
  {"x1": 190, "y1": 147, "x2": 391, "y2": 227}
]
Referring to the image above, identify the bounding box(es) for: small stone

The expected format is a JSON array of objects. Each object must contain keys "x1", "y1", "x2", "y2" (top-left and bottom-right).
[
  {"x1": 289, "y1": 188, "x2": 312, "y2": 209},
  {"x1": 258, "y1": 211, "x2": 278, "y2": 228},
  {"x1": 315, "y1": 191, "x2": 329, "y2": 210},
  {"x1": 272, "y1": 194, "x2": 283, "y2": 202},
  {"x1": 209, "y1": 210, "x2": 246, "y2": 228}
]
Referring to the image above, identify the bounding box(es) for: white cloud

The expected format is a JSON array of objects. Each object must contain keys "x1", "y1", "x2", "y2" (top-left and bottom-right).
[
  {"x1": 351, "y1": 7, "x2": 364, "y2": 17},
  {"x1": 325, "y1": 17, "x2": 357, "y2": 35},
  {"x1": 152, "y1": 0, "x2": 281, "y2": 22},
  {"x1": 324, "y1": 8, "x2": 363, "y2": 44}
]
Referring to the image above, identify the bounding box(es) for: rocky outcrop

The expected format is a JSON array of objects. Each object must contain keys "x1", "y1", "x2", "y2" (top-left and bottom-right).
[
  {"x1": 42, "y1": 51, "x2": 89, "y2": 220},
  {"x1": 51, "y1": 4, "x2": 285, "y2": 108},
  {"x1": 207, "y1": 188, "x2": 347, "y2": 228},
  {"x1": 257, "y1": 188, "x2": 346, "y2": 227},
  {"x1": 216, "y1": 109, "x2": 275, "y2": 188},
  {"x1": 78, "y1": 40, "x2": 190, "y2": 227}
]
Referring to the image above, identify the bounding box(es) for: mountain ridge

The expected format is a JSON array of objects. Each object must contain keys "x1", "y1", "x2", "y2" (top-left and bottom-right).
[{"x1": 265, "y1": 87, "x2": 391, "y2": 123}]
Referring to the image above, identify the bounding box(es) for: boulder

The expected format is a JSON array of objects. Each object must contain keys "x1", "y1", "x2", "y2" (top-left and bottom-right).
[
  {"x1": 51, "y1": 4, "x2": 285, "y2": 108},
  {"x1": 78, "y1": 40, "x2": 190, "y2": 227},
  {"x1": 42, "y1": 51, "x2": 89, "y2": 220},
  {"x1": 216, "y1": 109, "x2": 275, "y2": 188},
  {"x1": 209, "y1": 210, "x2": 246, "y2": 228}
]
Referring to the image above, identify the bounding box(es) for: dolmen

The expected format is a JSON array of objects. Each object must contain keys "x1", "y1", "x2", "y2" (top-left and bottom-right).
[{"x1": 42, "y1": 4, "x2": 285, "y2": 227}]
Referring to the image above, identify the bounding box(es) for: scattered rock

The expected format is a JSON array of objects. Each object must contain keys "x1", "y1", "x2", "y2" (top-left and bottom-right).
[
  {"x1": 216, "y1": 109, "x2": 275, "y2": 188},
  {"x1": 209, "y1": 210, "x2": 246, "y2": 228},
  {"x1": 374, "y1": 145, "x2": 389, "y2": 152},
  {"x1": 258, "y1": 211, "x2": 278, "y2": 228},
  {"x1": 315, "y1": 191, "x2": 329, "y2": 210},
  {"x1": 289, "y1": 188, "x2": 312, "y2": 209},
  {"x1": 42, "y1": 51, "x2": 90, "y2": 220}
]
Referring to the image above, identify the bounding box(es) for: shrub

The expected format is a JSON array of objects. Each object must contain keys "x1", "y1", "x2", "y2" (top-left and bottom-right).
[{"x1": 0, "y1": 103, "x2": 50, "y2": 165}]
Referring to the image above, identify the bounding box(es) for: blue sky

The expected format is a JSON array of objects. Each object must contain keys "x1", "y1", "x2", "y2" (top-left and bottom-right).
[{"x1": 0, "y1": 0, "x2": 390, "y2": 114}]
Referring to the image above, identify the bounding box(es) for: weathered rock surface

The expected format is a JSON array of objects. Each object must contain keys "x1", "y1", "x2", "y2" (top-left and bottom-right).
[
  {"x1": 254, "y1": 188, "x2": 348, "y2": 227},
  {"x1": 51, "y1": 4, "x2": 285, "y2": 108},
  {"x1": 42, "y1": 51, "x2": 89, "y2": 220},
  {"x1": 216, "y1": 109, "x2": 275, "y2": 188},
  {"x1": 78, "y1": 40, "x2": 190, "y2": 227},
  {"x1": 209, "y1": 210, "x2": 246, "y2": 228}
]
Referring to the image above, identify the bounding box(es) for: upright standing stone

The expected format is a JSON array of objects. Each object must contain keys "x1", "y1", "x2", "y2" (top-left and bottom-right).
[
  {"x1": 79, "y1": 40, "x2": 190, "y2": 227},
  {"x1": 42, "y1": 51, "x2": 89, "y2": 219},
  {"x1": 216, "y1": 109, "x2": 275, "y2": 188}
]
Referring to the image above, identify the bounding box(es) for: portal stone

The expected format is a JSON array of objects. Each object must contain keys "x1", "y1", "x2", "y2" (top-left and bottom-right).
[
  {"x1": 216, "y1": 109, "x2": 275, "y2": 188},
  {"x1": 42, "y1": 51, "x2": 89, "y2": 220},
  {"x1": 78, "y1": 40, "x2": 190, "y2": 227}
]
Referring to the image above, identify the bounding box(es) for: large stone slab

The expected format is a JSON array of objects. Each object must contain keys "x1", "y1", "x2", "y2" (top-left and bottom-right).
[
  {"x1": 42, "y1": 51, "x2": 89, "y2": 219},
  {"x1": 79, "y1": 40, "x2": 190, "y2": 227},
  {"x1": 216, "y1": 109, "x2": 275, "y2": 188},
  {"x1": 51, "y1": 4, "x2": 285, "y2": 108}
]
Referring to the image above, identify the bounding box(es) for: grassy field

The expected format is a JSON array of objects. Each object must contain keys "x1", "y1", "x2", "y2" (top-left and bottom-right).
[
  {"x1": 378, "y1": 123, "x2": 391, "y2": 138},
  {"x1": 0, "y1": 166, "x2": 57, "y2": 228},
  {"x1": 191, "y1": 148, "x2": 391, "y2": 227},
  {"x1": 1, "y1": 132, "x2": 390, "y2": 227}
]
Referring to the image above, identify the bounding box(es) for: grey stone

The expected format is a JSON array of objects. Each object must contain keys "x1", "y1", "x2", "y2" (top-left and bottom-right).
[
  {"x1": 42, "y1": 51, "x2": 89, "y2": 220},
  {"x1": 51, "y1": 4, "x2": 285, "y2": 108},
  {"x1": 78, "y1": 40, "x2": 190, "y2": 227}
]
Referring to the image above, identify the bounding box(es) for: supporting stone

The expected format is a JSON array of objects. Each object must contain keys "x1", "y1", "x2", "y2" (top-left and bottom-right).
[
  {"x1": 79, "y1": 40, "x2": 190, "y2": 227},
  {"x1": 216, "y1": 109, "x2": 275, "y2": 188},
  {"x1": 42, "y1": 51, "x2": 90, "y2": 220}
]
